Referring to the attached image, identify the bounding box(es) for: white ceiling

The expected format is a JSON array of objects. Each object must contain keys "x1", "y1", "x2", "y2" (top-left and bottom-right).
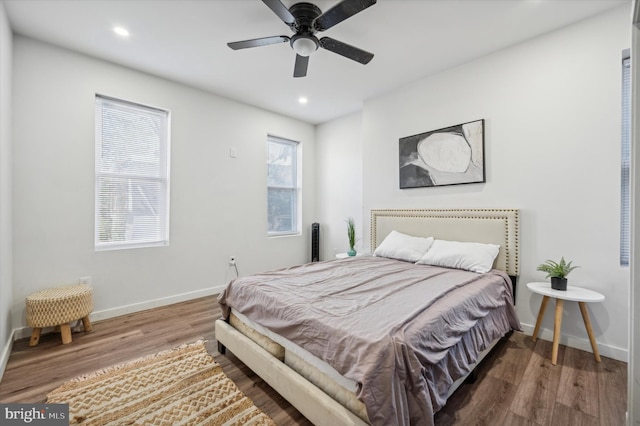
[{"x1": 4, "y1": 0, "x2": 628, "y2": 124}]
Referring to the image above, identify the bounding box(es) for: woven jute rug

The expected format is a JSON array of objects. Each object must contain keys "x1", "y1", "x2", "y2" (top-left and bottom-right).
[{"x1": 46, "y1": 340, "x2": 275, "y2": 425}]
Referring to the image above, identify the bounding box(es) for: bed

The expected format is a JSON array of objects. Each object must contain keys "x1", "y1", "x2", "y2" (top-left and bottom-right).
[{"x1": 216, "y1": 208, "x2": 521, "y2": 425}]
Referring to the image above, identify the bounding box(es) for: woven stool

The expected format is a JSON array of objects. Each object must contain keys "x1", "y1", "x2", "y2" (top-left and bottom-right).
[{"x1": 26, "y1": 284, "x2": 94, "y2": 346}]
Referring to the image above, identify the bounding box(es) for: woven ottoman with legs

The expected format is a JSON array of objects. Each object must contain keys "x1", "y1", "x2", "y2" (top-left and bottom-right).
[{"x1": 26, "y1": 284, "x2": 94, "y2": 346}]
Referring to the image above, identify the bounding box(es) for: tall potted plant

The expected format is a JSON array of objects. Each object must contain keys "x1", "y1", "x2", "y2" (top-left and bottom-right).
[
  {"x1": 346, "y1": 217, "x2": 357, "y2": 256},
  {"x1": 536, "y1": 257, "x2": 579, "y2": 291}
]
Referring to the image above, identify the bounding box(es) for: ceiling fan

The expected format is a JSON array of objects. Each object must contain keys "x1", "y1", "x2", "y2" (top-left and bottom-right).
[{"x1": 227, "y1": 0, "x2": 377, "y2": 78}]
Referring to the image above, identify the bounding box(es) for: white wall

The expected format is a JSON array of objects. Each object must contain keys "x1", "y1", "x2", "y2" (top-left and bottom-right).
[
  {"x1": 357, "y1": 6, "x2": 629, "y2": 360},
  {"x1": 0, "y1": 1, "x2": 13, "y2": 376},
  {"x1": 316, "y1": 112, "x2": 363, "y2": 260},
  {"x1": 10, "y1": 36, "x2": 316, "y2": 332}
]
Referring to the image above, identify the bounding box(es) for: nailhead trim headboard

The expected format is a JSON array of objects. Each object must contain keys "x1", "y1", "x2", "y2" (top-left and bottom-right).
[{"x1": 370, "y1": 209, "x2": 520, "y2": 276}]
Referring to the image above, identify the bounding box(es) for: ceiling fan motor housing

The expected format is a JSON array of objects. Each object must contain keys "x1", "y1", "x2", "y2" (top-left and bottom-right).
[
  {"x1": 289, "y1": 2, "x2": 322, "y2": 33},
  {"x1": 289, "y1": 3, "x2": 322, "y2": 56}
]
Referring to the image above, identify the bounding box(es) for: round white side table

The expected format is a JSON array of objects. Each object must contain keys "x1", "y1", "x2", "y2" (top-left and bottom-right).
[
  {"x1": 335, "y1": 252, "x2": 368, "y2": 259},
  {"x1": 527, "y1": 281, "x2": 605, "y2": 365}
]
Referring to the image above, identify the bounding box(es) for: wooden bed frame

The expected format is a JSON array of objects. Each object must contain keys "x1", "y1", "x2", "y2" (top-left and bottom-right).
[{"x1": 215, "y1": 208, "x2": 520, "y2": 426}]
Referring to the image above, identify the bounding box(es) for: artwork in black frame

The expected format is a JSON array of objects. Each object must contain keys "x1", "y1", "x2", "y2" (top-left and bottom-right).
[{"x1": 399, "y1": 119, "x2": 485, "y2": 189}]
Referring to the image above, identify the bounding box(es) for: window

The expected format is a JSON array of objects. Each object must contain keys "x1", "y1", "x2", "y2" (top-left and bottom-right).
[
  {"x1": 95, "y1": 95, "x2": 170, "y2": 250},
  {"x1": 267, "y1": 135, "x2": 299, "y2": 235},
  {"x1": 621, "y1": 53, "x2": 631, "y2": 266}
]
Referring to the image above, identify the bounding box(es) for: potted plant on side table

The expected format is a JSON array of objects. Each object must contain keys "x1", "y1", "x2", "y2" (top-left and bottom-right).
[
  {"x1": 536, "y1": 257, "x2": 579, "y2": 291},
  {"x1": 346, "y1": 217, "x2": 357, "y2": 256}
]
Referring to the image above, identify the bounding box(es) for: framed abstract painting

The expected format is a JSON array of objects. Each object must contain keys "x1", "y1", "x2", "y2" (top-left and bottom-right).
[{"x1": 399, "y1": 119, "x2": 485, "y2": 189}]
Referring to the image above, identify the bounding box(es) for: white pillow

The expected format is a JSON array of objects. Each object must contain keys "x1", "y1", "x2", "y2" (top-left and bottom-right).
[
  {"x1": 374, "y1": 231, "x2": 434, "y2": 263},
  {"x1": 416, "y1": 239, "x2": 500, "y2": 273}
]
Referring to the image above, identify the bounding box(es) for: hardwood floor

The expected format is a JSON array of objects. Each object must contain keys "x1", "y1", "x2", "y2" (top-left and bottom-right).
[{"x1": 0, "y1": 296, "x2": 627, "y2": 425}]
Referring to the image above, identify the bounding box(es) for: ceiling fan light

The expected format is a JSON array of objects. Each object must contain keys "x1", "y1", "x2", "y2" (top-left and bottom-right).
[{"x1": 291, "y1": 36, "x2": 318, "y2": 57}]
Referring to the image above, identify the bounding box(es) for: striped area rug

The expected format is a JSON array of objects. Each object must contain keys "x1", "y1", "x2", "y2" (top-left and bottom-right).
[{"x1": 46, "y1": 340, "x2": 275, "y2": 425}]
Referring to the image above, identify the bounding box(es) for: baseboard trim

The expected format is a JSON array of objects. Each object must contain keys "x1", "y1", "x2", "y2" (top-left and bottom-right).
[
  {"x1": 8, "y1": 293, "x2": 625, "y2": 365},
  {"x1": 89, "y1": 285, "x2": 225, "y2": 323},
  {"x1": 13, "y1": 285, "x2": 227, "y2": 341},
  {"x1": 520, "y1": 323, "x2": 628, "y2": 363},
  {"x1": 0, "y1": 328, "x2": 16, "y2": 381}
]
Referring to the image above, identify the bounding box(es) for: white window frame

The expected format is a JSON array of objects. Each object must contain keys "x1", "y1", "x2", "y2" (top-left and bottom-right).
[
  {"x1": 267, "y1": 135, "x2": 301, "y2": 236},
  {"x1": 621, "y1": 52, "x2": 631, "y2": 266},
  {"x1": 95, "y1": 95, "x2": 171, "y2": 250}
]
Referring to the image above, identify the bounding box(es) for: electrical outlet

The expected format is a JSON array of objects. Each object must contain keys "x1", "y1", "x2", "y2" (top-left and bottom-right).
[
  {"x1": 229, "y1": 256, "x2": 236, "y2": 266},
  {"x1": 79, "y1": 276, "x2": 92, "y2": 286}
]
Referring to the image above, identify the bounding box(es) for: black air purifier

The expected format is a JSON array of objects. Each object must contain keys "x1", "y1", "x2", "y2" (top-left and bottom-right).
[{"x1": 311, "y1": 222, "x2": 320, "y2": 262}]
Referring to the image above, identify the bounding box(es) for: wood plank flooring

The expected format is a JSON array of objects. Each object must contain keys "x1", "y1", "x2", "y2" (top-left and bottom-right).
[{"x1": 0, "y1": 296, "x2": 627, "y2": 425}]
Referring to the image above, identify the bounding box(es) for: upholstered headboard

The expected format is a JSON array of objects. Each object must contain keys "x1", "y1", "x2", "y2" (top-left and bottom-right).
[{"x1": 370, "y1": 209, "x2": 520, "y2": 276}]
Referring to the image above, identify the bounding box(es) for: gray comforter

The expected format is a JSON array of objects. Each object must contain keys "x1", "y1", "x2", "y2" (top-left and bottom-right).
[{"x1": 218, "y1": 255, "x2": 521, "y2": 425}]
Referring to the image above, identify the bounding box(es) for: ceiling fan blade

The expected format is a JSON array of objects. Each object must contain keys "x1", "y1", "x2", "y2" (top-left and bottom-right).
[
  {"x1": 293, "y1": 54, "x2": 309, "y2": 78},
  {"x1": 314, "y1": 0, "x2": 377, "y2": 32},
  {"x1": 319, "y1": 37, "x2": 373, "y2": 64},
  {"x1": 262, "y1": 0, "x2": 296, "y2": 26},
  {"x1": 227, "y1": 35, "x2": 290, "y2": 50}
]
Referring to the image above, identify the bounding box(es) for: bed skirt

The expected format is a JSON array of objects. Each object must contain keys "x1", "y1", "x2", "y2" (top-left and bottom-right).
[{"x1": 217, "y1": 315, "x2": 505, "y2": 426}]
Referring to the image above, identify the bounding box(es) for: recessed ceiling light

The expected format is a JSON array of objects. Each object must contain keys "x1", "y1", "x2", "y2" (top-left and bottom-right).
[
  {"x1": 113, "y1": 26, "x2": 130, "y2": 37},
  {"x1": 298, "y1": 97, "x2": 308, "y2": 104}
]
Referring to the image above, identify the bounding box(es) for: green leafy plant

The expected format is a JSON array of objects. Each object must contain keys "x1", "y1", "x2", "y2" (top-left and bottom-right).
[
  {"x1": 536, "y1": 257, "x2": 579, "y2": 279},
  {"x1": 346, "y1": 217, "x2": 356, "y2": 250}
]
